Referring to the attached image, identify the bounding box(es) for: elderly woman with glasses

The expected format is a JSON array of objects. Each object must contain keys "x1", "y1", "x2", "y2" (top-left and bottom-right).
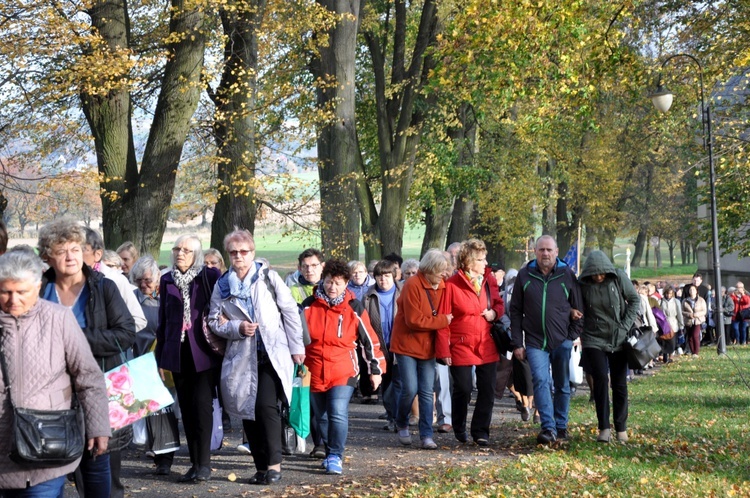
[
  {"x1": 155, "y1": 235, "x2": 220, "y2": 483},
  {"x1": 436, "y1": 239, "x2": 504, "y2": 447},
  {"x1": 207, "y1": 229, "x2": 305, "y2": 486},
  {"x1": 37, "y1": 219, "x2": 135, "y2": 498}
]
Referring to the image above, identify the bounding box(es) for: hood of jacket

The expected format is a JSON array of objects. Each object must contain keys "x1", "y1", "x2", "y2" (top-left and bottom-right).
[{"x1": 579, "y1": 250, "x2": 617, "y2": 281}]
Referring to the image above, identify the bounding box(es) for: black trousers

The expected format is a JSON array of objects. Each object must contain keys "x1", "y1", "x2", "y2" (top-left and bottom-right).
[
  {"x1": 450, "y1": 362, "x2": 497, "y2": 440},
  {"x1": 173, "y1": 365, "x2": 218, "y2": 468},
  {"x1": 243, "y1": 359, "x2": 284, "y2": 471},
  {"x1": 584, "y1": 347, "x2": 628, "y2": 432}
]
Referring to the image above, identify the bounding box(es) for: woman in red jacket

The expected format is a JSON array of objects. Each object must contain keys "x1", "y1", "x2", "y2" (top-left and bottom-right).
[
  {"x1": 437, "y1": 239, "x2": 504, "y2": 446},
  {"x1": 303, "y1": 260, "x2": 385, "y2": 476}
]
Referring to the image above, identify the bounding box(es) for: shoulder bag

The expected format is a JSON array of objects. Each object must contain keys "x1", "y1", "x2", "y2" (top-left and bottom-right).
[
  {"x1": 0, "y1": 332, "x2": 84, "y2": 466},
  {"x1": 483, "y1": 282, "x2": 511, "y2": 355},
  {"x1": 622, "y1": 325, "x2": 662, "y2": 370},
  {"x1": 201, "y1": 269, "x2": 226, "y2": 356}
]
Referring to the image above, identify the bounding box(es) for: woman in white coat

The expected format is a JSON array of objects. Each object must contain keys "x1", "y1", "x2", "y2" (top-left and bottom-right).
[{"x1": 208, "y1": 229, "x2": 305, "y2": 486}]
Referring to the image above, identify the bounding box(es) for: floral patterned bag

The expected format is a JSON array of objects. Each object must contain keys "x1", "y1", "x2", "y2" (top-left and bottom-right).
[{"x1": 104, "y1": 352, "x2": 175, "y2": 430}]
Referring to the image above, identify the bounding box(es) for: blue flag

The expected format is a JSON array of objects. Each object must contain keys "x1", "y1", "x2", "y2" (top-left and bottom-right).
[{"x1": 563, "y1": 242, "x2": 578, "y2": 275}]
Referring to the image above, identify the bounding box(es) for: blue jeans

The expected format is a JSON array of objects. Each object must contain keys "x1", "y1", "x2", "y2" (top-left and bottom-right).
[
  {"x1": 394, "y1": 354, "x2": 436, "y2": 439},
  {"x1": 732, "y1": 320, "x2": 747, "y2": 344},
  {"x1": 74, "y1": 451, "x2": 112, "y2": 498},
  {"x1": 310, "y1": 385, "x2": 354, "y2": 458},
  {"x1": 526, "y1": 340, "x2": 573, "y2": 434},
  {"x1": 382, "y1": 361, "x2": 402, "y2": 423},
  {"x1": 1, "y1": 476, "x2": 65, "y2": 498}
]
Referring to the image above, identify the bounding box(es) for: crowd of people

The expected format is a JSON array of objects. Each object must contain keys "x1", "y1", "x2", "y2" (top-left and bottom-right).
[{"x1": 1, "y1": 219, "x2": 747, "y2": 495}]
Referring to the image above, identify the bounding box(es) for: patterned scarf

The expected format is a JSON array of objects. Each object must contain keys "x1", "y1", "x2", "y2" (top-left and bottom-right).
[
  {"x1": 463, "y1": 270, "x2": 483, "y2": 296},
  {"x1": 315, "y1": 285, "x2": 346, "y2": 308},
  {"x1": 172, "y1": 265, "x2": 202, "y2": 342}
]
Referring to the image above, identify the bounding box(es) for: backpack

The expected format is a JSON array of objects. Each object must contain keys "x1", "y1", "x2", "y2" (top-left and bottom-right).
[{"x1": 651, "y1": 305, "x2": 674, "y2": 341}]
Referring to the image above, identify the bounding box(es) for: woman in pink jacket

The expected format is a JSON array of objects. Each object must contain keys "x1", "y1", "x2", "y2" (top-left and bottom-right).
[{"x1": 437, "y1": 239, "x2": 504, "y2": 446}]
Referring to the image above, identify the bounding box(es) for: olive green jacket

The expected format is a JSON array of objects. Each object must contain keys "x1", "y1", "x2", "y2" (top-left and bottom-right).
[{"x1": 578, "y1": 251, "x2": 640, "y2": 352}]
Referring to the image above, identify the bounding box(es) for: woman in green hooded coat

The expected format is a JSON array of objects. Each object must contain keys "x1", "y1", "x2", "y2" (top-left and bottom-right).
[{"x1": 578, "y1": 251, "x2": 640, "y2": 443}]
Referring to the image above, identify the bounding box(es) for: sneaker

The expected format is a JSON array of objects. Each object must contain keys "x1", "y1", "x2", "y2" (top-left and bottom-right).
[
  {"x1": 145, "y1": 450, "x2": 156, "y2": 458},
  {"x1": 397, "y1": 428, "x2": 412, "y2": 446},
  {"x1": 383, "y1": 421, "x2": 396, "y2": 432},
  {"x1": 557, "y1": 428, "x2": 568, "y2": 440},
  {"x1": 421, "y1": 437, "x2": 438, "y2": 450},
  {"x1": 454, "y1": 431, "x2": 468, "y2": 443},
  {"x1": 325, "y1": 455, "x2": 343, "y2": 475},
  {"x1": 408, "y1": 415, "x2": 418, "y2": 426},
  {"x1": 677, "y1": 347, "x2": 684, "y2": 355},
  {"x1": 236, "y1": 443, "x2": 251, "y2": 455},
  {"x1": 536, "y1": 429, "x2": 556, "y2": 445},
  {"x1": 320, "y1": 455, "x2": 329, "y2": 469}
]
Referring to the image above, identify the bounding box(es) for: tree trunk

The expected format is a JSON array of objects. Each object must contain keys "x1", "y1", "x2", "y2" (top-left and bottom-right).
[
  {"x1": 311, "y1": 0, "x2": 361, "y2": 260},
  {"x1": 444, "y1": 103, "x2": 476, "y2": 247},
  {"x1": 541, "y1": 158, "x2": 556, "y2": 237},
  {"x1": 446, "y1": 197, "x2": 474, "y2": 247},
  {"x1": 655, "y1": 238, "x2": 662, "y2": 268},
  {"x1": 80, "y1": 0, "x2": 138, "y2": 247},
  {"x1": 361, "y1": 0, "x2": 438, "y2": 257},
  {"x1": 631, "y1": 228, "x2": 647, "y2": 268},
  {"x1": 81, "y1": 0, "x2": 205, "y2": 257},
  {"x1": 209, "y1": 1, "x2": 267, "y2": 255},
  {"x1": 422, "y1": 203, "x2": 453, "y2": 257},
  {"x1": 129, "y1": 0, "x2": 206, "y2": 257}
]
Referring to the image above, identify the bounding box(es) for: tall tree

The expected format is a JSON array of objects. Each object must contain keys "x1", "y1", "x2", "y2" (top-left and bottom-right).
[{"x1": 311, "y1": 0, "x2": 362, "y2": 259}]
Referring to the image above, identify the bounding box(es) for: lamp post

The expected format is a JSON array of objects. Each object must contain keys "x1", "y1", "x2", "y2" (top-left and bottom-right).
[{"x1": 650, "y1": 53, "x2": 725, "y2": 356}]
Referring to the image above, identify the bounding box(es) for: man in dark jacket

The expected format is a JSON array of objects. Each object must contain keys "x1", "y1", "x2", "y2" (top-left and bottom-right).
[{"x1": 509, "y1": 235, "x2": 582, "y2": 445}]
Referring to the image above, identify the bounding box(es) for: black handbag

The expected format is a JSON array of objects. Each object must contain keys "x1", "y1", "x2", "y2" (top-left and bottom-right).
[
  {"x1": 0, "y1": 338, "x2": 84, "y2": 466},
  {"x1": 622, "y1": 326, "x2": 662, "y2": 370},
  {"x1": 485, "y1": 282, "x2": 511, "y2": 355}
]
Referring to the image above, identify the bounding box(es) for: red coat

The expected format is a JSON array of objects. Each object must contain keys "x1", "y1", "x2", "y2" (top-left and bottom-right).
[
  {"x1": 731, "y1": 292, "x2": 750, "y2": 321},
  {"x1": 303, "y1": 288, "x2": 385, "y2": 393},
  {"x1": 436, "y1": 269, "x2": 504, "y2": 366}
]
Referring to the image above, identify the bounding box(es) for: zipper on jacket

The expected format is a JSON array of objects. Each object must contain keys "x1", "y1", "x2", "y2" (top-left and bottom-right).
[
  {"x1": 337, "y1": 315, "x2": 343, "y2": 338},
  {"x1": 529, "y1": 271, "x2": 565, "y2": 351}
]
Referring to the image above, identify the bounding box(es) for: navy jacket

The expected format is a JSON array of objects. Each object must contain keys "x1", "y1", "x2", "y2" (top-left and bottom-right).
[{"x1": 509, "y1": 258, "x2": 582, "y2": 352}]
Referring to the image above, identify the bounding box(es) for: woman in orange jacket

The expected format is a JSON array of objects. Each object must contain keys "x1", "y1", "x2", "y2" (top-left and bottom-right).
[
  {"x1": 303, "y1": 260, "x2": 385, "y2": 475},
  {"x1": 389, "y1": 249, "x2": 453, "y2": 449},
  {"x1": 436, "y1": 239, "x2": 504, "y2": 446}
]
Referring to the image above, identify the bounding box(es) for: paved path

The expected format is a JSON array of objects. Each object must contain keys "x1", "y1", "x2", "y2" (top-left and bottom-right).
[{"x1": 61, "y1": 367, "x2": 662, "y2": 497}]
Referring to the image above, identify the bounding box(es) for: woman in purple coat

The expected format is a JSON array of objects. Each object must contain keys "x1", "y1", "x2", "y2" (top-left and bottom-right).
[{"x1": 155, "y1": 235, "x2": 220, "y2": 483}]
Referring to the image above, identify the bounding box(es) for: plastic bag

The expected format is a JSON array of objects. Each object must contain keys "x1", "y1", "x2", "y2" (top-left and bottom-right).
[
  {"x1": 289, "y1": 365, "x2": 311, "y2": 439},
  {"x1": 569, "y1": 344, "x2": 583, "y2": 385}
]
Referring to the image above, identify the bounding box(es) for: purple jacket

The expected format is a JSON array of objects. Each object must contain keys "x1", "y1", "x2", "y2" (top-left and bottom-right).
[{"x1": 155, "y1": 266, "x2": 221, "y2": 373}]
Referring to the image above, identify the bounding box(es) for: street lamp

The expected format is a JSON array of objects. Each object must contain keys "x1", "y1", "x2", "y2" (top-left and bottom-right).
[{"x1": 649, "y1": 53, "x2": 726, "y2": 356}]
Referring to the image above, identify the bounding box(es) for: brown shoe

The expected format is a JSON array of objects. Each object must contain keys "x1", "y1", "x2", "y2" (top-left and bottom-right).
[{"x1": 438, "y1": 424, "x2": 452, "y2": 433}]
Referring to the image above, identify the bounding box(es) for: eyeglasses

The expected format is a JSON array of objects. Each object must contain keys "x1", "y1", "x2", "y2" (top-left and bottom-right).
[
  {"x1": 135, "y1": 278, "x2": 155, "y2": 284},
  {"x1": 301, "y1": 263, "x2": 321, "y2": 270},
  {"x1": 172, "y1": 247, "x2": 192, "y2": 255},
  {"x1": 229, "y1": 249, "x2": 253, "y2": 257}
]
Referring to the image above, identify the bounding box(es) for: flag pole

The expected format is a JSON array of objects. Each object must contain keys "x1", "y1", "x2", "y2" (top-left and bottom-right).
[{"x1": 576, "y1": 221, "x2": 582, "y2": 275}]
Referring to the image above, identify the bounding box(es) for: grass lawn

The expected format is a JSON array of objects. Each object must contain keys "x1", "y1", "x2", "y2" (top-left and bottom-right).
[{"x1": 390, "y1": 348, "x2": 750, "y2": 497}]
